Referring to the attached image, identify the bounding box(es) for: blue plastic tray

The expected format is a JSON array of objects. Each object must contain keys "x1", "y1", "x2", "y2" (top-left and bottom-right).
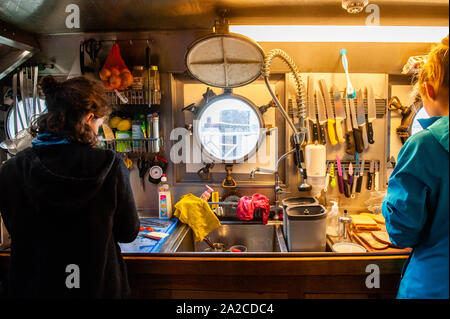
[{"x1": 119, "y1": 218, "x2": 178, "y2": 253}]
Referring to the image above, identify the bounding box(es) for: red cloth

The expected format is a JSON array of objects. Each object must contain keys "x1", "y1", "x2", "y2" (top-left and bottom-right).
[
  {"x1": 236, "y1": 196, "x2": 254, "y2": 221},
  {"x1": 236, "y1": 194, "x2": 270, "y2": 225}
]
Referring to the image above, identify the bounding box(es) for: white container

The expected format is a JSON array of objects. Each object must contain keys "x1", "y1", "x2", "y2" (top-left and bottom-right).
[
  {"x1": 158, "y1": 174, "x2": 172, "y2": 219},
  {"x1": 286, "y1": 205, "x2": 327, "y2": 252}
]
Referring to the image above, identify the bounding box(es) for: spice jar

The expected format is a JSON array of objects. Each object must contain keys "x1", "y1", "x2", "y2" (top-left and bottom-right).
[{"x1": 132, "y1": 66, "x2": 144, "y2": 90}]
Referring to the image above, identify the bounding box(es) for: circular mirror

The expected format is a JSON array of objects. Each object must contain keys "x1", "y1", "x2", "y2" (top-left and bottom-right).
[
  {"x1": 6, "y1": 98, "x2": 47, "y2": 139},
  {"x1": 185, "y1": 33, "x2": 265, "y2": 88},
  {"x1": 194, "y1": 94, "x2": 264, "y2": 163}
]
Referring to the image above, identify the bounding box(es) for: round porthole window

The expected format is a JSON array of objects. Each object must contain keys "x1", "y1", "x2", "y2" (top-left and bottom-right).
[
  {"x1": 194, "y1": 94, "x2": 264, "y2": 163},
  {"x1": 6, "y1": 98, "x2": 47, "y2": 139}
]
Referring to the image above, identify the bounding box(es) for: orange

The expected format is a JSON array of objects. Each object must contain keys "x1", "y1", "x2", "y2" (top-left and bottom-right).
[
  {"x1": 110, "y1": 67, "x2": 121, "y2": 76},
  {"x1": 99, "y1": 68, "x2": 111, "y2": 81},
  {"x1": 109, "y1": 75, "x2": 121, "y2": 89},
  {"x1": 120, "y1": 72, "x2": 134, "y2": 89}
]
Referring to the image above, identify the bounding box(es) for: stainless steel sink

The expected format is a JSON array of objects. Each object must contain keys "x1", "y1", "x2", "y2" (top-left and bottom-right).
[{"x1": 165, "y1": 221, "x2": 288, "y2": 253}]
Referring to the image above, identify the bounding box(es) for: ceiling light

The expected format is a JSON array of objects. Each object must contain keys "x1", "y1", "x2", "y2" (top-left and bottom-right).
[
  {"x1": 342, "y1": 0, "x2": 369, "y2": 14},
  {"x1": 229, "y1": 25, "x2": 449, "y2": 43}
]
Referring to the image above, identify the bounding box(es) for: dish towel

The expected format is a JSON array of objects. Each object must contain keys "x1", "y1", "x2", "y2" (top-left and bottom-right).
[
  {"x1": 237, "y1": 194, "x2": 271, "y2": 225},
  {"x1": 173, "y1": 193, "x2": 221, "y2": 242}
]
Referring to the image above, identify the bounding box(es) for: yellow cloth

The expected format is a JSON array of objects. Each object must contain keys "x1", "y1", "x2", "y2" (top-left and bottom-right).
[{"x1": 173, "y1": 193, "x2": 221, "y2": 242}]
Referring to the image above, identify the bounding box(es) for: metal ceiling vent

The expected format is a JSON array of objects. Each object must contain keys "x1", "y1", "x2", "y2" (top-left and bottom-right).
[
  {"x1": 185, "y1": 17, "x2": 265, "y2": 89},
  {"x1": 342, "y1": 0, "x2": 369, "y2": 14}
]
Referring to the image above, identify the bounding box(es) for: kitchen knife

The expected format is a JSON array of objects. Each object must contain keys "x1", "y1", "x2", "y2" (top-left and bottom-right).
[
  {"x1": 307, "y1": 77, "x2": 319, "y2": 143},
  {"x1": 319, "y1": 79, "x2": 338, "y2": 145},
  {"x1": 356, "y1": 89, "x2": 369, "y2": 150},
  {"x1": 374, "y1": 161, "x2": 379, "y2": 191},
  {"x1": 343, "y1": 98, "x2": 356, "y2": 155},
  {"x1": 367, "y1": 159, "x2": 375, "y2": 190},
  {"x1": 332, "y1": 86, "x2": 346, "y2": 144},
  {"x1": 342, "y1": 166, "x2": 350, "y2": 198},
  {"x1": 349, "y1": 97, "x2": 364, "y2": 153},
  {"x1": 316, "y1": 89, "x2": 327, "y2": 144},
  {"x1": 330, "y1": 162, "x2": 336, "y2": 188},
  {"x1": 367, "y1": 85, "x2": 376, "y2": 144},
  {"x1": 336, "y1": 155, "x2": 344, "y2": 194},
  {"x1": 356, "y1": 159, "x2": 365, "y2": 193},
  {"x1": 324, "y1": 162, "x2": 330, "y2": 193},
  {"x1": 348, "y1": 162, "x2": 354, "y2": 187}
]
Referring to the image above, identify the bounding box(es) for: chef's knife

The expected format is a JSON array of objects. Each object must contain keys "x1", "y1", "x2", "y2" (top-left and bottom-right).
[
  {"x1": 316, "y1": 89, "x2": 327, "y2": 144},
  {"x1": 367, "y1": 159, "x2": 375, "y2": 190},
  {"x1": 332, "y1": 86, "x2": 346, "y2": 144},
  {"x1": 356, "y1": 159, "x2": 365, "y2": 193},
  {"x1": 307, "y1": 77, "x2": 319, "y2": 143},
  {"x1": 356, "y1": 89, "x2": 369, "y2": 150},
  {"x1": 319, "y1": 79, "x2": 338, "y2": 145},
  {"x1": 349, "y1": 97, "x2": 364, "y2": 153},
  {"x1": 367, "y1": 85, "x2": 376, "y2": 144},
  {"x1": 344, "y1": 98, "x2": 356, "y2": 155}
]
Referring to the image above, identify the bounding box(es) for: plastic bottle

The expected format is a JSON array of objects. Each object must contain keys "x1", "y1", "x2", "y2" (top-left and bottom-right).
[
  {"x1": 200, "y1": 185, "x2": 214, "y2": 202},
  {"x1": 326, "y1": 201, "x2": 342, "y2": 237},
  {"x1": 132, "y1": 115, "x2": 144, "y2": 149},
  {"x1": 158, "y1": 174, "x2": 172, "y2": 219}
]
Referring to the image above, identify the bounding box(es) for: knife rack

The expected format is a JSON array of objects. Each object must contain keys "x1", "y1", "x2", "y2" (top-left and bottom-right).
[
  {"x1": 326, "y1": 160, "x2": 380, "y2": 172},
  {"x1": 307, "y1": 93, "x2": 387, "y2": 117}
]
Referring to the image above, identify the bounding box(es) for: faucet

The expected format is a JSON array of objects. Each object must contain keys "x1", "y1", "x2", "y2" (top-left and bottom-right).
[{"x1": 249, "y1": 149, "x2": 296, "y2": 219}]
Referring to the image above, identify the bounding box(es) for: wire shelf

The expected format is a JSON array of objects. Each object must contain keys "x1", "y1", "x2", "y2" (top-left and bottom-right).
[{"x1": 99, "y1": 137, "x2": 163, "y2": 155}]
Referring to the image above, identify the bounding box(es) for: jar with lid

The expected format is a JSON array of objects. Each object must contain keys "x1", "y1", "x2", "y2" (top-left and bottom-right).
[
  {"x1": 149, "y1": 65, "x2": 161, "y2": 105},
  {"x1": 132, "y1": 66, "x2": 144, "y2": 90}
]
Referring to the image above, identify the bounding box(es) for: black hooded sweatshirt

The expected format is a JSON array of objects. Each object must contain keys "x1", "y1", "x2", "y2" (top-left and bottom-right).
[{"x1": 0, "y1": 143, "x2": 139, "y2": 299}]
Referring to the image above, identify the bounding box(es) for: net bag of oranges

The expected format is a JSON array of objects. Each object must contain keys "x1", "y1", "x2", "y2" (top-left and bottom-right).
[{"x1": 99, "y1": 43, "x2": 134, "y2": 91}]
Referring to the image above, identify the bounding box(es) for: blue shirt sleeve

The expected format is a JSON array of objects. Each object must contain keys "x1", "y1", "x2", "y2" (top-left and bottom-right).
[{"x1": 382, "y1": 135, "x2": 430, "y2": 248}]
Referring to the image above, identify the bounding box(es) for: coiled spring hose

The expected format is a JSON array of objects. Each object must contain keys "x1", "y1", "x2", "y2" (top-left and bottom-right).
[{"x1": 263, "y1": 49, "x2": 311, "y2": 191}]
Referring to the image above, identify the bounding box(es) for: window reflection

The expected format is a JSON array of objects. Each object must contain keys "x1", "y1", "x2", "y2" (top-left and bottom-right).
[{"x1": 197, "y1": 97, "x2": 262, "y2": 161}]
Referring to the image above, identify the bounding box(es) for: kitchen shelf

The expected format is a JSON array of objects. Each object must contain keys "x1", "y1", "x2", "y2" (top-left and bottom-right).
[{"x1": 99, "y1": 137, "x2": 163, "y2": 155}]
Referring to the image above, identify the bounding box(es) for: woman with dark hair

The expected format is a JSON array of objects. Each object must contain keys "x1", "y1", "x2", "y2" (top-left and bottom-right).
[{"x1": 0, "y1": 76, "x2": 139, "y2": 299}]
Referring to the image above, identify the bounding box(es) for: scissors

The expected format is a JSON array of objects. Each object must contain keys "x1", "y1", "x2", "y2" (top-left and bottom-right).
[{"x1": 137, "y1": 156, "x2": 152, "y2": 190}]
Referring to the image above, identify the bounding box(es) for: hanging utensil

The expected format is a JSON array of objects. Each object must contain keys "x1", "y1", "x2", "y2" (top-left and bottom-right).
[
  {"x1": 367, "y1": 159, "x2": 375, "y2": 190},
  {"x1": 12, "y1": 72, "x2": 19, "y2": 137},
  {"x1": 344, "y1": 97, "x2": 356, "y2": 155},
  {"x1": 349, "y1": 96, "x2": 364, "y2": 153},
  {"x1": 356, "y1": 89, "x2": 369, "y2": 150},
  {"x1": 356, "y1": 159, "x2": 365, "y2": 193},
  {"x1": 332, "y1": 86, "x2": 346, "y2": 144},
  {"x1": 316, "y1": 89, "x2": 327, "y2": 145},
  {"x1": 319, "y1": 79, "x2": 338, "y2": 146},
  {"x1": 367, "y1": 85, "x2": 376, "y2": 144},
  {"x1": 307, "y1": 77, "x2": 319, "y2": 144}
]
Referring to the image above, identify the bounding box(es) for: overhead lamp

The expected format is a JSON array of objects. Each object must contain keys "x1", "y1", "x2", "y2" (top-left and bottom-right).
[
  {"x1": 229, "y1": 25, "x2": 448, "y2": 43},
  {"x1": 342, "y1": 0, "x2": 369, "y2": 14}
]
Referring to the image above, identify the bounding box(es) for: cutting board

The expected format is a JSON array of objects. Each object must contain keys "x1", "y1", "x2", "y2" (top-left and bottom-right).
[
  {"x1": 119, "y1": 218, "x2": 178, "y2": 253},
  {"x1": 349, "y1": 226, "x2": 411, "y2": 253},
  {"x1": 328, "y1": 225, "x2": 411, "y2": 253}
]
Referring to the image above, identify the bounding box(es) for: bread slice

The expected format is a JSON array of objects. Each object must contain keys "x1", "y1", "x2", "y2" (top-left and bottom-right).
[
  {"x1": 361, "y1": 213, "x2": 385, "y2": 224},
  {"x1": 354, "y1": 224, "x2": 381, "y2": 232},
  {"x1": 357, "y1": 232, "x2": 389, "y2": 250},
  {"x1": 371, "y1": 231, "x2": 390, "y2": 244}
]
